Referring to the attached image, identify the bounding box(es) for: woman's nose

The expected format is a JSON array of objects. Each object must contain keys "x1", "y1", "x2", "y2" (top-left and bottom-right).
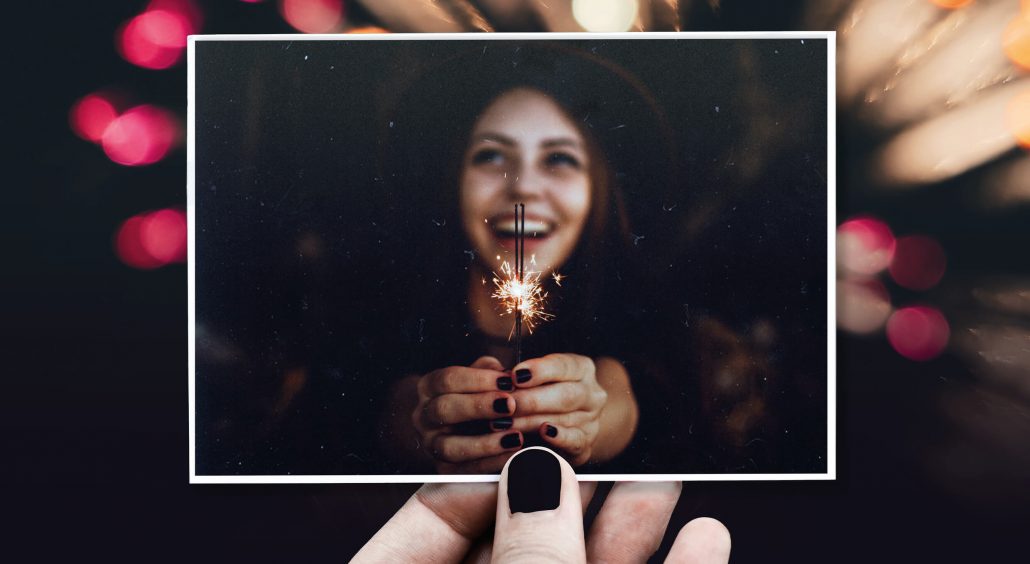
[{"x1": 508, "y1": 163, "x2": 545, "y2": 199}]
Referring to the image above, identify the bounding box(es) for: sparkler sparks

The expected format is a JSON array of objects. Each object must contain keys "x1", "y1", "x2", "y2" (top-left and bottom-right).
[
  {"x1": 490, "y1": 203, "x2": 560, "y2": 363},
  {"x1": 491, "y1": 259, "x2": 553, "y2": 335}
]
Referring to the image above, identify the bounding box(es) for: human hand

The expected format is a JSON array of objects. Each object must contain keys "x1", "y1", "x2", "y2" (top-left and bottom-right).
[
  {"x1": 352, "y1": 447, "x2": 731, "y2": 563},
  {"x1": 413, "y1": 356, "x2": 525, "y2": 474},
  {"x1": 506, "y1": 354, "x2": 609, "y2": 466}
]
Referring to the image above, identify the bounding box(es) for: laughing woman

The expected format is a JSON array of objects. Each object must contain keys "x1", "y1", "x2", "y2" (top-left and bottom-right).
[{"x1": 376, "y1": 44, "x2": 676, "y2": 474}]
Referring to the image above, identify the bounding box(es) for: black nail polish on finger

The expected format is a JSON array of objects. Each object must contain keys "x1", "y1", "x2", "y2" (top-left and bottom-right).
[
  {"x1": 500, "y1": 432, "x2": 522, "y2": 449},
  {"x1": 497, "y1": 376, "x2": 513, "y2": 391},
  {"x1": 492, "y1": 417, "x2": 513, "y2": 430},
  {"x1": 493, "y1": 398, "x2": 510, "y2": 414},
  {"x1": 545, "y1": 425, "x2": 558, "y2": 437},
  {"x1": 508, "y1": 449, "x2": 561, "y2": 513},
  {"x1": 515, "y1": 368, "x2": 532, "y2": 383}
]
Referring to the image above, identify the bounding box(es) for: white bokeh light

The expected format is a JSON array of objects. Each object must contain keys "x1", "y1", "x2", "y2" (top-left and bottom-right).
[{"x1": 572, "y1": 0, "x2": 639, "y2": 32}]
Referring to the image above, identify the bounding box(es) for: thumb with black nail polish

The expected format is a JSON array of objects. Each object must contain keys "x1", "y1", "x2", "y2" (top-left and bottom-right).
[{"x1": 492, "y1": 447, "x2": 586, "y2": 563}]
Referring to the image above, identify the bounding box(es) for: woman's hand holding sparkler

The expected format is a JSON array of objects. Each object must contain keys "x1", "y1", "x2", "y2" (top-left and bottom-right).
[
  {"x1": 412, "y1": 355, "x2": 526, "y2": 474},
  {"x1": 509, "y1": 354, "x2": 639, "y2": 467}
]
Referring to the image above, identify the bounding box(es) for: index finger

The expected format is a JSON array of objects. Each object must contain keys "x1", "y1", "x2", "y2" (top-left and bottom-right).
[
  {"x1": 421, "y1": 366, "x2": 513, "y2": 396},
  {"x1": 352, "y1": 483, "x2": 496, "y2": 563},
  {"x1": 510, "y1": 353, "x2": 592, "y2": 389}
]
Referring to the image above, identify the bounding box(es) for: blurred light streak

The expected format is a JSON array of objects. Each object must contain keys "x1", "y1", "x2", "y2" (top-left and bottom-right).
[
  {"x1": 874, "y1": 78, "x2": 1030, "y2": 186},
  {"x1": 930, "y1": 0, "x2": 973, "y2": 9},
  {"x1": 887, "y1": 305, "x2": 951, "y2": 361},
  {"x1": 1005, "y1": 14, "x2": 1030, "y2": 69},
  {"x1": 649, "y1": 0, "x2": 680, "y2": 31},
  {"x1": 972, "y1": 281, "x2": 1030, "y2": 316},
  {"x1": 837, "y1": 278, "x2": 893, "y2": 334},
  {"x1": 353, "y1": 0, "x2": 465, "y2": 32},
  {"x1": 889, "y1": 235, "x2": 947, "y2": 290},
  {"x1": 572, "y1": 0, "x2": 640, "y2": 31},
  {"x1": 954, "y1": 323, "x2": 1030, "y2": 398},
  {"x1": 140, "y1": 209, "x2": 188, "y2": 264},
  {"x1": 474, "y1": 0, "x2": 543, "y2": 29},
  {"x1": 347, "y1": 26, "x2": 389, "y2": 34},
  {"x1": 115, "y1": 215, "x2": 165, "y2": 269},
  {"x1": 279, "y1": 0, "x2": 345, "y2": 33},
  {"x1": 101, "y1": 105, "x2": 180, "y2": 166},
  {"x1": 837, "y1": 0, "x2": 943, "y2": 103},
  {"x1": 982, "y1": 155, "x2": 1030, "y2": 207},
  {"x1": 860, "y1": 0, "x2": 1020, "y2": 130},
  {"x1": 837, "y1": 216, "x2": 896, "y2": 275},
  {"x1": 69, "y1": 93, "x2": 118, "y2": 143}
]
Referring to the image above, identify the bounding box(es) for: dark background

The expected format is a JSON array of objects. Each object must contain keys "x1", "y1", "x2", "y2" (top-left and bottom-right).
[{"x1": 7, "y1": 0, "x2": 1029, "y2": 561}]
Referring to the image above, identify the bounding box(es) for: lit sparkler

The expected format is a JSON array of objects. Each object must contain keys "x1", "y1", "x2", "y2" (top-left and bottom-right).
[{"x1": 491, "y1": 203, "x2": 557, "y2": 364}]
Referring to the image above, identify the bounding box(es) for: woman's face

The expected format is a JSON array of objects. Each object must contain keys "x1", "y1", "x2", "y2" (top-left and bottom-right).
[{"x1": 460, "y1": 88, "x2": 592, "y2": 275}]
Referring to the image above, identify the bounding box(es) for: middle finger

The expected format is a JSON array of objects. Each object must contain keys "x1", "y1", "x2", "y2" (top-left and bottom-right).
[
  {"x1": 424, "y1": 392, "x2": 515, "y2": 426},
  {"x1": 511, "y1": 382, "x2": 587, "y2": 415}
]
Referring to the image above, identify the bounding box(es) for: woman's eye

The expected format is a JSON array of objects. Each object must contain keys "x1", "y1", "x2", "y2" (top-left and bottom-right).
[
  {"x1": 471, "y1": 149, "x2": 504, "y2": 165},
  {"x1": 546, "y1": 152, "x2": 581, "y2": 169}
]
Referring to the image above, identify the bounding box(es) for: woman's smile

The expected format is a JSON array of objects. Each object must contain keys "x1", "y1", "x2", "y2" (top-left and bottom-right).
[{"x1": 460, "y1": 88, "x2": 592, "y2": 274}]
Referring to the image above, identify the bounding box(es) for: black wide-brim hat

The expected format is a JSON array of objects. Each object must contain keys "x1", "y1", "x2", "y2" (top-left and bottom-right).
[{"x1": 379, "y1": 41, "x2": 676, "y2": 221}]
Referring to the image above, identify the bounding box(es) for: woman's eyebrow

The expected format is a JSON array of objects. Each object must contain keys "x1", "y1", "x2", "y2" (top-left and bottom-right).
[
  {"x1": 542, "y1": 138, "x2": 582, "y2": 150},
  {"x1": 472, "y1": 132, "x2": 516, "y2": 145}
]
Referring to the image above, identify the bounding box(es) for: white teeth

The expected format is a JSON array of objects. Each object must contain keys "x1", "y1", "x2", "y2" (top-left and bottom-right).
[{"x1": 493, "y1": 218, "x2": 552, "y2": 236}]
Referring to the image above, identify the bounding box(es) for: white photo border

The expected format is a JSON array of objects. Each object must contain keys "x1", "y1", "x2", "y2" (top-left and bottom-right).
[{"x1": 187, "y1": 31, "x2": 837, "y2": 484}]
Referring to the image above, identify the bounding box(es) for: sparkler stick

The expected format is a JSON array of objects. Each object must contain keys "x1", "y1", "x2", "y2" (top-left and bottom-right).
[
  {"x1": 490, "y1": 203, "x2": 557, "y2": 364},
  {"x1": 516, "y1": 203, "x2": 524, "y2": 364}
]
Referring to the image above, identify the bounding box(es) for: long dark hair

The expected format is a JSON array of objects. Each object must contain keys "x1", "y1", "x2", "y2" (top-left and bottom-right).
[{"x1": 376, "y1": 42, "x2": 674, "y2": 371}]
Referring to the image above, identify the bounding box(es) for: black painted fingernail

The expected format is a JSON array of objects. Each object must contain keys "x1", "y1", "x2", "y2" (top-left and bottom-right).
[
  {"x1": 492, "y1": 417, "x2": 513, "y2": 430},
  {"x1": 493, "y1": 398, "x2": 510, "y2": 414},
  {"x1": 497, "y1": 376, "x2": 513, "y2": 391},
  {"x1": 500, "y1": 432, "x2": 522, "y2": 449},
  {"x1": 515, "y1": 369, "x2": 532, "y2": 383},
  {"x1": 545, "y1": 425, "x2": 558, "y2": 437},
  {"x1": 507, "y1": 449, "x2": 561, "y2": 513}
]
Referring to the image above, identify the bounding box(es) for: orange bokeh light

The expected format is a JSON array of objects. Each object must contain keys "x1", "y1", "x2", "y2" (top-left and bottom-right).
[
  {"x1": 348, "y1": 26, "x2": 388, "y2": 34},
  {"x1": 69, "y1": 93, "x2": 118, "y2": 143},
  {"x1": 279, "y1": 0, "x2": 344, "y2": 33},
  {"x1": 929, "y1": 0, "x2": 973, "y2": 9},
  {"x1": 1007, "y1": 88, "x2": 1030, "y2": 149},
  {"x1": 1004, "y1": 15, "x2": 1030, "y2": 70}
]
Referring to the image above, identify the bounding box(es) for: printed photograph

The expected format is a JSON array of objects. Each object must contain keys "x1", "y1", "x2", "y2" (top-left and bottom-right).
[{"x1": 190, "y1": 35, "x2": 831, "y2": 479}]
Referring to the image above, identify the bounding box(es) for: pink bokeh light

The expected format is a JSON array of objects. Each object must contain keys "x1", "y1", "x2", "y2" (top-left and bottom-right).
[
  {"x1": 116, "y1": 215, "x2": 164, "y2": 269},
  {"x1": 886, "y1": 306, "x2": 950, "y2": 361},
  {"x1": 140, "y1": 209, "x2": 188, "y2": 264},
  {"x1": 117, "y1": 1, "x2": 202, "y2": 69},
  {"x1": 279, "y1": 0, "x2": 345, "y2": 34},
  {"x1": 889, "y1": 235, "x2": 947, "y2": 291},
  {"x1": 101, "y1": 105, "x2": 180, "y2": 166},
  {"x1": 837, "y1": 216, "x2": 896, "y2": 276},
  {"x1": 116, "y1": 209, "x2": 188, "y2": 269},
  {"x1": 69, "y1": 93, "x2": 118, "y2": 143}
]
